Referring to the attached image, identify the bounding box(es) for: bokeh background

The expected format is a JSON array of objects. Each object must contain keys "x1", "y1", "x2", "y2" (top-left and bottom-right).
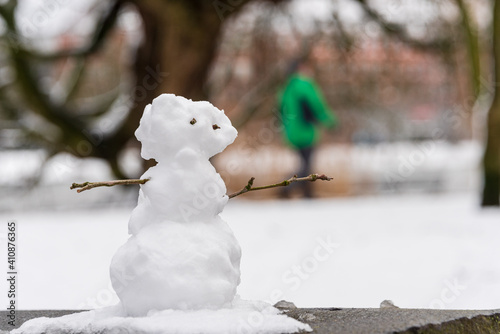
[{"x1": 1, "y1": 0, "x2": 500, "y2": 311}]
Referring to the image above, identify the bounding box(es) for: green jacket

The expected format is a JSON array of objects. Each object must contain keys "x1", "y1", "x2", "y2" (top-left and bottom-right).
[{"x1": 278, "y1": 74, "x2": 337, "y2": 149}]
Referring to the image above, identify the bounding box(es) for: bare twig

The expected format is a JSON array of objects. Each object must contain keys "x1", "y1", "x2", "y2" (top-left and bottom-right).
[
  {"x1": 70, "y1": 173, "x2": 333, "y2": 197},
  {"x1": 70, "y1": 178, "x2": 150, "y2": 193},
  {"x1": 26, "y1": 1, "x2": 122, "y2": 60},
  {"x1": 354, "y1": 0, "x2": 452, "y2": 53},
  {"x1": 228, "y1": 174, "x2": 333, "y2": 199}
]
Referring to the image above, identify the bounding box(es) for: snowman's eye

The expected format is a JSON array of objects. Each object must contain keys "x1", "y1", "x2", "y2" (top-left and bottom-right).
[
  {"x1": 213, "y1": 124, "x2": 220, "y2": 130},
  {"x1": 190, "y1": 118, "x2": 197, "y2": 125}
]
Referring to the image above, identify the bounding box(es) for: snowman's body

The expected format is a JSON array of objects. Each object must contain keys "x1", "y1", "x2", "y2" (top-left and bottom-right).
[
  {"x1": 128, "y1": 154, "x2": 228, "y2": 233},
  {"x1": 110, "y1": 94, "x2": 241, "y2": 316}
]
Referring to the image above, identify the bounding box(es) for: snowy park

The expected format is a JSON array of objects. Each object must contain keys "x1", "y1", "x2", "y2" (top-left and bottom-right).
[
  {"x1": 2, "y1": 0, "x2": 500, "y2": 333},
  {"x1": 2, "y1": 193, "x2": 500, "y2": 312},
  {"x1": 1, "y1": 94, "x2": 498, "y2": 333}
]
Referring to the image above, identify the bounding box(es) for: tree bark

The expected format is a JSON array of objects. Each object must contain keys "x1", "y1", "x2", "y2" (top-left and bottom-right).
[
  {"x1": 96, "y1": 0, "x2": 245, "y2": 176},
  {"x1": 90, "y1": 1, "x2": 220, "y2": 175},
  {"x1": 455, "y1": 0, "x2": 481, "y2": 99},
  {"x1": 481, "y1": 0, "x2": 500, "y2": 206},
  {"x1": 0, "y1": 0, "x2": 281, "y2": 178}
]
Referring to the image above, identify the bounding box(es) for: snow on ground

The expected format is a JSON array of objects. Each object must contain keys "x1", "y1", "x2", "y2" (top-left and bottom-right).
[
  {"x1": 12, "y1": 299, "x2": 311, "y2": 334},
  {"x1": 0, "y1": 140, "x2": 482, "y2": 215},
  {"x1": 229, "y1": 194, "x2": 500, "y2": 310},
  {"x1": 1, "y1": 192, "x2": 499, "y2": 311}
]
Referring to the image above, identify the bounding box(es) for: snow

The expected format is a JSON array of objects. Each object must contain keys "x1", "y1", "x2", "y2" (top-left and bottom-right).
[
  {"x1": 12, "y1": 299, "x2": 310, "y2": 334},
  {"x1": 1, "y1": 193, "x2": 499, "y2": 313},
  {"x1": 0, "y1": 150, "x2": 47, "y2": 186},
  {"x1": 228, "y1": 195, "x2": 500, "y2": 310},
  {"x1": 0, "y1": 140, "x2": 480, "y2": 211}
]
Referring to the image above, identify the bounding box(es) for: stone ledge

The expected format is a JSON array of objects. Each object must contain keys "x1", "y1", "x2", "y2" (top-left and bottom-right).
[
  {"x1": 283, "y1": 308, "x2": 500, "y2": 334},
  {"x1": 1, "y1": 310, "x2": 82, "y2": 332},
  {"x1": 1, "y1": 308, "x2": 499, "y2": 333}
]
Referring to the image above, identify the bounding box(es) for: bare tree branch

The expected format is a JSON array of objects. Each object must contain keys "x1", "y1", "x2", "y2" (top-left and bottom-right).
[
  {"x1": 61, "y1": 57, "x2": 87, "y2": 104},
  {"x1": 228, "y1": 174, "x2": 333, "y2": 199},
  {"x1": 25, "y1": 1, "x2": 122, "y2": 60},
  {"x1": 70, "y1": 178, "x2": 150, "y2": 193},
  {"x1": 0, "y1": 0, "x2": 125, "y2": 160},
  {"x1": 354, "y1": 0, "x2": 452, "y2": 52},
  {"x1": 331, "y1": 11, "x2": 355, "y2": 53},
  {"x1": 0, "y1": 1, "x2": 16, "y2": 28}
]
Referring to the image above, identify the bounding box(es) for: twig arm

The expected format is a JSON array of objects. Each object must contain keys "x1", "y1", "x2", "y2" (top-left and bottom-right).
[
  {"x1": 70, "y1": 178, "x2": 150, "y2": 193},
  {"x1": 228, "y1": 174, "x2": 333, "y2": 199},
  {"x1": 70, "y1": 173, "x2": 333, "y2": 197}
]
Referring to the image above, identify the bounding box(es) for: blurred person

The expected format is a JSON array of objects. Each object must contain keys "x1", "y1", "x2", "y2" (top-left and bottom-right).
[{"x1": 278, "y1": 56, "x2": 337, "y2": 198}]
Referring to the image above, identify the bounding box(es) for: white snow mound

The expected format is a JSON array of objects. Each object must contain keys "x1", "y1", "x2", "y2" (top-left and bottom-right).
[{"x1": 12, "y1": 298, "x2": 312, "y2": 334}]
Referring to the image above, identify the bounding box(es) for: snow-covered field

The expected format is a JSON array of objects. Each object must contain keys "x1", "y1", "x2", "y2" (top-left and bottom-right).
[
  {"x1": 0, "y1": 140, "x2": 482, "y2": 211},
  {"x1": 1, "y1": 192, "x2": 499, "y2": 311}
]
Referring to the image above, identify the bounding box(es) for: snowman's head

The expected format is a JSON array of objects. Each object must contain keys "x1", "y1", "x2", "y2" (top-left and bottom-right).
[{"x1": 136, "y1": 94, "x2": 238, "y2": 161}]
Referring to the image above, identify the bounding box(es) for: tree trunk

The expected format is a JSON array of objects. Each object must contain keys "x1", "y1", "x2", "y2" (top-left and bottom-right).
[
  {"x1": 97, "y1": 0, "x2": 229, "y2": 175},
  {"x1": 455, "y1": 0, "x2": 481, "y2": 98},
  {"x1": 481, "y1": 0, "x2": 500, "y2": 206}
]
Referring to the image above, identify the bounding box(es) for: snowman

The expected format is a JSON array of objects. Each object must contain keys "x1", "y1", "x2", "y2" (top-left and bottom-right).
[
  {"x1": 110, "y1": 94, "x2": 242, "y2": 316},
  {"x1": 13, "y1": 94, "x2": 312, "y2": 334}
]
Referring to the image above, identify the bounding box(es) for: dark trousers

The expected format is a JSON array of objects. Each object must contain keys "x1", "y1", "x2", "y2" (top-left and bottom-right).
[{"x1": 281, "y1": 146, "x2": 314, "y2": 198}]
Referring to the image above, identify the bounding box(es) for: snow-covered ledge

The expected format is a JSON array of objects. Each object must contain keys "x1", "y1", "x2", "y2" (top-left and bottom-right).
[{"x1": 2, "y1": 305, "x2": 500, "y2": 334}]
